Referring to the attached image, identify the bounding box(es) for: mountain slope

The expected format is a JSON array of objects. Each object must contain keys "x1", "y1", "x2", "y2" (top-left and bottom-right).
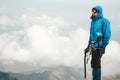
[{"x1": 0, "y1": 66, "x2": 120, "y2": 80}]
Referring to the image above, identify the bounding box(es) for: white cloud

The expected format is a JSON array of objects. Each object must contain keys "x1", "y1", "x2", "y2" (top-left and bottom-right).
[
  {"x1": 0, "y1": 15, "x2": 89, "y2": 67},
  {"x1": 0, "y1": 15, "x2": 22, "y2": 31},
  {"x1": 0, "y1": 14, "x2": 73, "y2": 67},
  {"x1": 19, "y1": 14, "x2": 69, "y2": 28},
  {"x1": 102, "y1": 41, "x2": 120, "y2": 76},
  {"x1": 0, "y1": 15, "x2": 10, "y2": 26},
  {"x1": 0, "y1": 32, "x2": 31, "y2": 62},
  {"x1": 23, "y1": 24, "x2": 89, "y2": 66},
  {"x1": 0, "y1": 12, "x2": 70, "y2": 33}
]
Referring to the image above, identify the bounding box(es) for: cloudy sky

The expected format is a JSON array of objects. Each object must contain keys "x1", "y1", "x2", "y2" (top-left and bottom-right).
[{"x1": 0, "y1": 0, "x2": 120, "y2": 77}]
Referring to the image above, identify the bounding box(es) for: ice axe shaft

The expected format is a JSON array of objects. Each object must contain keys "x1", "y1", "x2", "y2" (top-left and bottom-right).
[{"x1": 84, "y1": 52, "x2": 86, "y2": 79}]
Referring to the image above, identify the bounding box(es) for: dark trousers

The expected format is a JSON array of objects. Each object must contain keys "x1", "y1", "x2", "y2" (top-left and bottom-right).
[
  {"x1": 91, "y1": 48, "x2": 103, "y2": 69},
  {"x1": 91, "y1": 48, "x2": 103, "y2": 80}
]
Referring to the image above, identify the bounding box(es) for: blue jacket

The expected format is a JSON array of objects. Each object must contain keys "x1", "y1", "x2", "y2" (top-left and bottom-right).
[{"x1": 88, "y1": 6, "x2": 111, "y2": 48}]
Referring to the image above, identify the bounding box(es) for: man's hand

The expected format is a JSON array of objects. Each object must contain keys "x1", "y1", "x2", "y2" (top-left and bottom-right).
[
  {"x1": 84, "y1": 47, "x2": 89, "y2": 53},
  {"x1": 100, "y1": 48, "x2": 105, "y2": 54}
]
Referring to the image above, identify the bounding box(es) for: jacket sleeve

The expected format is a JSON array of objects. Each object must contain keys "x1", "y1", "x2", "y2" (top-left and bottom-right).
[
  {"x1": 102, "y1": 19, "x2": 111, "y2": 48},
  {"x1": 88, "y1": 35, "x2": 91, "y2": 47},
  {"x1": 88, "y1": 23, "x2": 92, "y2": 47}
]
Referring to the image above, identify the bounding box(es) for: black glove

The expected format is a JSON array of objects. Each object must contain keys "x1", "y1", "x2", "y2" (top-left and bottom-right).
[
  {"x1": 100, "y1": 48, "x2": 105, "y2": 54},
  {"x1": 84, "y1": 47, "x2": 89, "y2": 53}
]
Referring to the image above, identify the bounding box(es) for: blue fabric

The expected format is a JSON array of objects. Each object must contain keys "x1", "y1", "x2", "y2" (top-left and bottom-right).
[
  {"x1": 92, "y1": 68, "x2": 101, "y2": 80},
  {"x1": 88, "y1": 6, "x2": 111, "y2": 48}
]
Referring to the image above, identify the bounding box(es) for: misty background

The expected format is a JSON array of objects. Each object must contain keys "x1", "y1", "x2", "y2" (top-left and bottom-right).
[{"x1": 0, "y1": 0, "x2": 120, "y2": 78}]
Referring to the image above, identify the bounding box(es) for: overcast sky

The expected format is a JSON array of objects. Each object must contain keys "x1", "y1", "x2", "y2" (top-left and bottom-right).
[{"x1": 0, "y1": 0, "x2": 120, "y2": 77}]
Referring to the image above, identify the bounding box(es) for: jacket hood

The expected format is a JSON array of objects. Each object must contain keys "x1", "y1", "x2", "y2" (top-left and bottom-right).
[{"x1": 93, "y1": 6, "x2": 103, "y2": 19}]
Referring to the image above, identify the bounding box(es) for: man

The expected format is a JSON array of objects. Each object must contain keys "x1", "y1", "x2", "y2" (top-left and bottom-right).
[{"x1": 85, "y1": 6, "x2": 111, "y2": 80}]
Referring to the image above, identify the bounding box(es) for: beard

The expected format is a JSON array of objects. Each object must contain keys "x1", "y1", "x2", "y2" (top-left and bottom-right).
[{"x1": 90, "y1": 15, "x2": 95, "y2": 20}]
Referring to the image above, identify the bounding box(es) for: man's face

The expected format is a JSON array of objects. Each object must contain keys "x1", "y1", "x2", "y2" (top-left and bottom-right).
[
  {"x1": 91, "y1": 8, "x2": 98, "y2": 16},
  {"x1": 92, "y1": 11, "x2": 98, "y2": 16}
]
